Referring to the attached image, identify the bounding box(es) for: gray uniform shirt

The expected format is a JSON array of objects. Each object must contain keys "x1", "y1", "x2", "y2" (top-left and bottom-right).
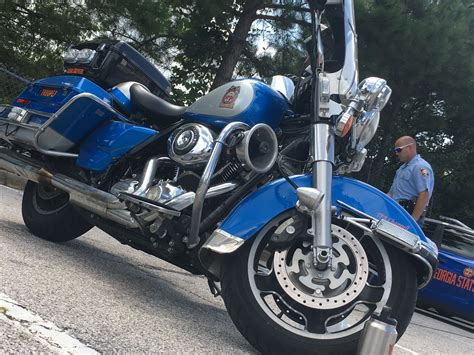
[{"x1": 389, "y1": 154, "x2": 434, "y2": 202}]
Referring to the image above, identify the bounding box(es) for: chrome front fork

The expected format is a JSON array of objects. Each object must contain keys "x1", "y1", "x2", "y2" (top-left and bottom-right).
[{"x1": 310, "y1": 122, "x2": 335, "y2": 270}]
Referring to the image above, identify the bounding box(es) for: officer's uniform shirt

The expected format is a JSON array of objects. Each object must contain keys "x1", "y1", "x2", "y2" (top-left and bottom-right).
[{"x1": 389, "y1": 154, "x2": 434, "y2": 202}]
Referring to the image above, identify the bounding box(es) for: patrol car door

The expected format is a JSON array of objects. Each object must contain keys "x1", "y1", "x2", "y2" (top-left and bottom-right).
[{"x1": 434, "y1": 227, "x2": 474, "y2": 320}]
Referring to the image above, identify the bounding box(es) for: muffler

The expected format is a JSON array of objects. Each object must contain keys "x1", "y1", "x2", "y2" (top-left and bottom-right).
[{"x1": 0, "y1": 148, "x2": 138, "y2": 228}]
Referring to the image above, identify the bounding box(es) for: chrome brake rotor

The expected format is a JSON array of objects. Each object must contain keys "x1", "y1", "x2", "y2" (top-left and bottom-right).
[{"x1": 274, "y1": 224, "x2": 369, "y2": 310}]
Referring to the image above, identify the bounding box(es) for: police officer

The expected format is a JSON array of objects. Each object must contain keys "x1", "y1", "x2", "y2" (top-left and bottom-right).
[{"x1": 387, "y1": 136, "x2": 434, "y2": 225}]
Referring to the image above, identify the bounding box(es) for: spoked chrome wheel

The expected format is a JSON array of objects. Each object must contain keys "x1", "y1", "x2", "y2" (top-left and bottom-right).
[
  {"x1": 248, "y1": 212, "x2": 392, "y2": 339},
  {"x1": 221, "y1": 210, "x2": 418, "y2": 354}
]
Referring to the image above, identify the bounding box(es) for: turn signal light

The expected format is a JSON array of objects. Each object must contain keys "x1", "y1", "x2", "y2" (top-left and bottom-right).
[{"x1": 16, "y1": 98, "x2": 31, "y2": 105}]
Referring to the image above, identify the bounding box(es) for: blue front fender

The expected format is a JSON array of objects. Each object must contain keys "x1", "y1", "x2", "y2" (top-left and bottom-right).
[
  {"x1": 220, "y1": 174, "x2": 427, "y2": 241},
  {"x1": 205, "y1": 174, "x2": 438, "y2": 286}
]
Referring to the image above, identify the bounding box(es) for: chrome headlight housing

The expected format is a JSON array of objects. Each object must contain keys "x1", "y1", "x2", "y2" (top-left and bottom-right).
[
  {"x1": 356, "y1": 110, "x2": 380, "y2": 147},
  {"x1": 357, "y1": 77, "x2": 392, "y2": 112}
]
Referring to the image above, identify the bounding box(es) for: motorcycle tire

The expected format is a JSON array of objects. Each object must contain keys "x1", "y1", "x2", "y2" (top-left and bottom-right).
[
  {"x1": 22, "y1": 181, "x2": 92, "y2": 242},
  {"x1": 220, "y1": 210, "x2": 418, "y2": 355}
]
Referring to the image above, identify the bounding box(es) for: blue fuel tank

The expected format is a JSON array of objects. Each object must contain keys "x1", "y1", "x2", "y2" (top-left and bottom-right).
[{"x1": 183, "y1": 79, "x2": 292, "y2": 129}]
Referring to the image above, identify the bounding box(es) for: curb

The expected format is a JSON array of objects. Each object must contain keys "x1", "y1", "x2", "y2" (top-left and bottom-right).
[{"x1": 0, "y1": 170, "x2": 26, "y2": 190}]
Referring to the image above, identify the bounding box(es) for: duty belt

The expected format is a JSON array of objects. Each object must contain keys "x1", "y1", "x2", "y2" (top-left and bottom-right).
[{"x1": 397, "y1": 199, "x2": 415, "y2": 214}]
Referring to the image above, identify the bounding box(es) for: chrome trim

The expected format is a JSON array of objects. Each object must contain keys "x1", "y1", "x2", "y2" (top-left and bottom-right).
[
  {"x1": 187, "y1": 122, "x2": 249, "y2": 248},
  {"x1": 374, "y1": 219, "x2": 421, "y2": 253},
  {"x1": 0, "y1": 148, "x2": 138, "y2": 229},
  {"x1": 336, "y1": 200, "x2": 376, "y2": 221},
  {"x1": 133, "y1": 156, "x2": 171, "y2": 196},
  {"x1": 310, "y1": 123, "x2": 335, "y2": 261},
  {"x1": 164, "y1": 182, "x2": 238, "y2": 211},
  {"x1": 337, "y1": 200, "x2": 438, "y2": 288},
  {"x1": 426, "y1": 217, "x2": 474, "y2": 235},
  {"x1": 310, "y1": 123, "x2": 335, "y2": 163},
  {"x1": 313, "y1": 160, "x2": 333, "y2": 251},
  {"x1": 270, "y1": 75, "x2": 295, "y2": 101},
  {"x1": 168, "y1": 123, "x2": 215, "y2": 166},
  {"x1": 32, "y1": 93, "x2": 118, "y2": 158},
  {"x1": 207, "y1": 182, "x2": 239, "y2": 197},
  {"x1": 413, "y1": 255, "x2": 433, "y2": 289},
  {"x1": 118, "y1": 192, "x2": 181, "y2": 217},
  {"x1": 325, "y1": 0, "x2": 358, "y2": 101},
  {"x1": 52, "y1": 173, "x2": 124, "y2": 210},
  {"x1": 438, "y1": 216, "x2": 472, "y2": 230},
  {"x1": 343, "y1": 217, "x2": 373, "y2": 234},
  {"x1": 0, "y1": 147, "x2": 50, "y2": 184},
  {"x1": 0, "y1": 118, "x2": 39, "y2": 130},
  {"x1": 235, "y1": 123, "x2": 278, "y2": 174},
  {"x1": 166, "y1": 191, "x2": 195, "y2": 210},
  {"x1": 200, "y1": 229, "x2": 245, "y2": 254}
]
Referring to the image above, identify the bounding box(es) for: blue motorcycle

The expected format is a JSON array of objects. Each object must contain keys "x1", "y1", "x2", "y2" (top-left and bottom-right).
[{"x1": 0, "y1": 0, "x2": 437, "y2": 353}]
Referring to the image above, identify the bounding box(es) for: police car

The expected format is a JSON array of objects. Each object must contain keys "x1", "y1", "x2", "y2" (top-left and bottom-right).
[{"x1": 417, "y1": 216, "x2": 474, "y2": 322}]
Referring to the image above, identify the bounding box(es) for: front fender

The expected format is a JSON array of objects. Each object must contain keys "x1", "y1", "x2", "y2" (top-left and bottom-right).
[
  {"x1": 201, "y1": 174, "x2": 438, "y2": 286},
  {"x1": 221, "y1": 174, "x2": 428, "y2": 238}
]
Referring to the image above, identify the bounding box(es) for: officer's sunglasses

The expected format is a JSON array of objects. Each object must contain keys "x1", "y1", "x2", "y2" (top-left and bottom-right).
[{"x1": 394, "y1": 142, "x2": 414, "y2": 153}]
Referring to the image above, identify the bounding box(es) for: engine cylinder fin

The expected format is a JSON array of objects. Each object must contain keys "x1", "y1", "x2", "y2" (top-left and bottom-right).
[{"x1": 218, "y1": 162, "x2": 242, "y2": 182}]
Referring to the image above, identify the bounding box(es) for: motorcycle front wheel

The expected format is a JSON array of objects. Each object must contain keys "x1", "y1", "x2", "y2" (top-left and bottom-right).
[{"x1": 221, "y1": 210, "x2": 418, "y2": 354}]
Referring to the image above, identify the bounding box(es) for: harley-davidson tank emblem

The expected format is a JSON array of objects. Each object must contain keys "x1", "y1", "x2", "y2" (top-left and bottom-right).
[{"x1": 219, "y1": 85, "x2": 240, "y2": 109}]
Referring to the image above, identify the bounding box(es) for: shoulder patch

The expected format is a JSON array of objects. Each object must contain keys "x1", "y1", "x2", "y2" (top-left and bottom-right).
[{"x1": 420, "y1": 168, "x2": 429, "y2": 177}]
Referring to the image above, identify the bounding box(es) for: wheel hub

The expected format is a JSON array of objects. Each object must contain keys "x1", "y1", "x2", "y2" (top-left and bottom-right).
[{"x1": 274, "y1": 225, "x2": 369, "y2": 309}]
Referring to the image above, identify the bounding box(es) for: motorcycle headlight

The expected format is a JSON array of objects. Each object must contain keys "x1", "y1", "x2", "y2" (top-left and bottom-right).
[
  {"x1": 63, "y1": 48, "x2": 79, "y2": 63},
  {"x1": 76, "y1": 48, "x2": 96, "y2": 63},
  {"x1": 356, "y1": 111, "x2": 380, "y2": 147},
  {"x1": 357, "y1": 77, "x2": 392, "y2": 112}
]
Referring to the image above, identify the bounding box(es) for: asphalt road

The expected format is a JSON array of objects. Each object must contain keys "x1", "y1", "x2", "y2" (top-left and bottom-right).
[{"x1": 1, "y1": 185, "x2": 472, "y2": 354}]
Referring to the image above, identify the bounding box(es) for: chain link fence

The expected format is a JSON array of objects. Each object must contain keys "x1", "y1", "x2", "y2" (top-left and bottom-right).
[
  {"x1": 0, "y1": 65, "x2": 30, "y2": 188},
  {"x1": 0, "y1": 65, "x2": 31, "y2": 104}
]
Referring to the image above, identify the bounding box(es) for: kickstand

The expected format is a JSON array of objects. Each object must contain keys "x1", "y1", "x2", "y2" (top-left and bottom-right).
[{"x1": 207, "y1": 279, "x2": 222, "y2": 298}]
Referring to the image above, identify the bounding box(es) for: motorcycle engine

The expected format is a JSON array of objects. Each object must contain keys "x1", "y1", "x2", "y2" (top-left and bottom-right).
[
  {"x1": 167, "y1": 123, "x2": 215, "y2": 167},
  {"x1": 111, "y1": 178, "x2": 187, "y2": 206}
]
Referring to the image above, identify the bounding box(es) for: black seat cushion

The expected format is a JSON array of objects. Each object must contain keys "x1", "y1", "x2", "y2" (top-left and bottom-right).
[{"x1": 130, "y1": 84, "x2": 186, "y2": 126}]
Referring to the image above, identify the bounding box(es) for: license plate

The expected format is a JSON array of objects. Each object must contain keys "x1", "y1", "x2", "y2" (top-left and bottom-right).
[
  {"x1": 40, "y1": 88, "x2": 57, "y2": 97},
  {"x1": 66, "y1": 67, "x2": 84, "y2": 75}
]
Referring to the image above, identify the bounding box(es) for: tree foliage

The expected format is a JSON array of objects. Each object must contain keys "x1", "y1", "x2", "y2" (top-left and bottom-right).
[
  {"x1": 354, "y1": 0, "x2": 474, "y2": 225},
  {"x1": 0, "y1": 0, "x2": 473, "y2": 225}
]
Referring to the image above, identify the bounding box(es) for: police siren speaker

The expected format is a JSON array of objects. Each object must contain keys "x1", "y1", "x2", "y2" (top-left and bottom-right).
[{"x1": 236, "y1": 123, "x2": 278, "y2": 174}]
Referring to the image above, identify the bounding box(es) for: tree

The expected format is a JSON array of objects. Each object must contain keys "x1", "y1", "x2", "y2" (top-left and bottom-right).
[
  {"x1": 354, "y1": 0, "x2": 474, "y2": 225},
  {"x1": 0, "y1": 1, "x2": 97, "y2": 78},
  {"x1": 170, "y1": 0, "x2": 310, "y2": 103}
]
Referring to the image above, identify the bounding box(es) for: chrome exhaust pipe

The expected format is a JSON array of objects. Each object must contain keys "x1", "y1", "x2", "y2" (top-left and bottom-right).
[
  {"x1": 0, "y1": 148, "x2": 138, "y2": 229},
  {"x1": 0, "y1": 148, "x2": 51, "y2": 184}
]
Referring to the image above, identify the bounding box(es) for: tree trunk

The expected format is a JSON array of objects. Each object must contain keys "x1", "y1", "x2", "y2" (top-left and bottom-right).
[
  {"x1": 366, "y1": 101, "x2": 400, "y2": 187},
  {"x1": 210, "y1": 0, "x2": 264, "y2": 90}
]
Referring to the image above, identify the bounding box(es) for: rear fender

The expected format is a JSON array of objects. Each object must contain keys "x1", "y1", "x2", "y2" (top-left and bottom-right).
[{"x1": 199, "y1": 175, "x2": 438, "y2": 286}]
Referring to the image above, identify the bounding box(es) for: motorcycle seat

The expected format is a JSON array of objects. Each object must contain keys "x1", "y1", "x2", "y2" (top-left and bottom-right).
[{"x1": 130, "y1": 84, "x2": 186, "y2": 125}]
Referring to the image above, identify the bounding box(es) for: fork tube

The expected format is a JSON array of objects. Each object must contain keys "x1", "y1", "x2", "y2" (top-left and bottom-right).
[{"x1": 311, "y1": 123, "x2": 334, "y2": 267}]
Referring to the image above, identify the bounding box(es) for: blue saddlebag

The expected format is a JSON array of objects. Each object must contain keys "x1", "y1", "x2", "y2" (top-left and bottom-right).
[{"x1": 0, "y1": 75, "x2": 120, "y2": 153}]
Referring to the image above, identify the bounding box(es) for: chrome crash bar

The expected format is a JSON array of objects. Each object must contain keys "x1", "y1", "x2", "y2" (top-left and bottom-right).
[{"x1": 187, "y1": 121, "x2": 249, "y2": 249}]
